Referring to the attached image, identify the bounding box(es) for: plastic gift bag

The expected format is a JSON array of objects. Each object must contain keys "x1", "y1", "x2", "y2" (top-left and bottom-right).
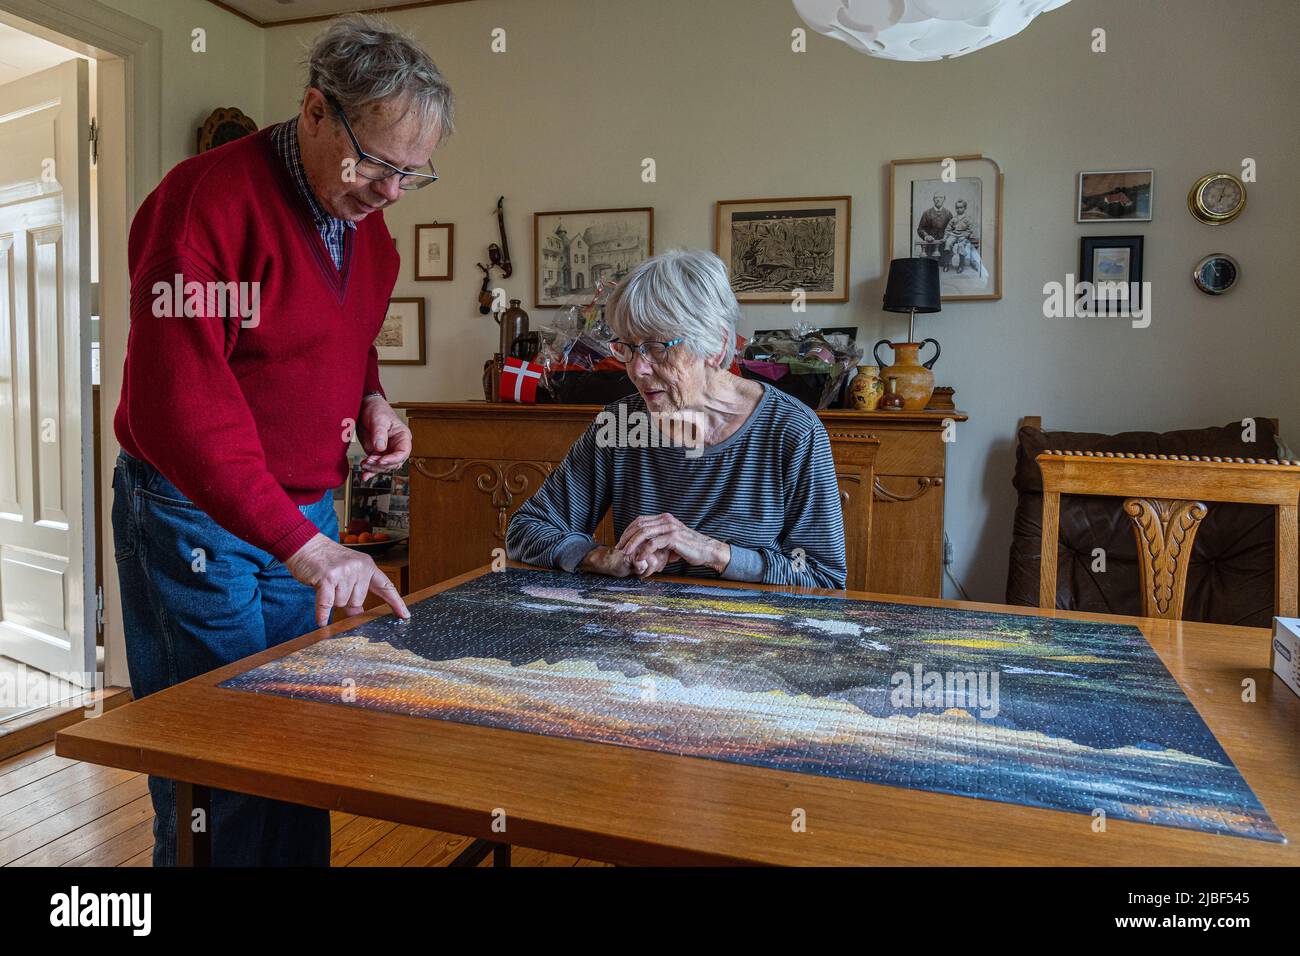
[{"x1": 739, "y1": 324, "x2": 862, "y2": 409}]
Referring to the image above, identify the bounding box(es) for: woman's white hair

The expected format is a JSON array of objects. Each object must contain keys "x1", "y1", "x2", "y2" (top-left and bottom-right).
[
  {"x1": 604, "y1": 250, "x2": 739, "y2": 368},
  {"x1": 305, "y1": 14, "x2": 454, "y2": 136}
]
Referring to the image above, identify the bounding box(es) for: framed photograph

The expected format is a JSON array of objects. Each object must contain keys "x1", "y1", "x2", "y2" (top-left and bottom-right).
[
  {"x1": 374, "y1": 297, "x2": 425, "y2": 365},
  {"x1": 889, "y1": 155, "x2": 1002, "y2": 301},
  {"x1": 413, "y1": 222, "x2": 453, "y2": 280},
  {"x1": 1079, "y1": 235, "x2": 1143, "y2": 315},
  {"x1": 715, "y1": 196, "x2": 851, "y2": 303},
  {"x1": 534, "y1": 207, "x2": 654, "y2": 307},
  {"x1": 1077, "y1": 169, "x2": 1153, "y2": 222}
]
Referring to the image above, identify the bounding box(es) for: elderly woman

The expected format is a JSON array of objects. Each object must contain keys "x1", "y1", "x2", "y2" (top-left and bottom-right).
[{"x1": 507, "y1": 250, "x2": 846, "y2": 589}]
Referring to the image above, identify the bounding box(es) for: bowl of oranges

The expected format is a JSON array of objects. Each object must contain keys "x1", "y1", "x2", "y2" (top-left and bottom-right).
[{"x1": 340, "y1": 526, "x2": 408, "y2": 556}]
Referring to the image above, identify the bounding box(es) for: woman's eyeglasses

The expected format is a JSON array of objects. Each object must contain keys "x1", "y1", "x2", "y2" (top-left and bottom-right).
[
  {"x1": 609, "y1": 338, "x2": 683, "y2": 364},
  {"x1": 326, "y1": 93, "x2": 438, "y2": 191}
]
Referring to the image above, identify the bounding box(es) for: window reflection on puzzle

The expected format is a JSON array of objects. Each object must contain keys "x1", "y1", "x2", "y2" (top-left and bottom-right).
[{"x1": 220, "y1": 568, "x2": 1283, "y2": 843}]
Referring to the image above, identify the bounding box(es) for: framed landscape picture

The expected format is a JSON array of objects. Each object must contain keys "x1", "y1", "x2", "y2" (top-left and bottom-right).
[
  {"x1": 375, "y1": 297, "x2": 425, "y2": 365},
  {"x1": 1077, "y1": 169, "x2": 1153, "y2": 222},
  {"x1": 534, "y1": 207, "x2": 653, "y2": 307},
  {"x1": 715, "y1": 196, "x2": 851, "y2": 303},
  {"x1": 413, "y1": 222, "x2": 453, "y2": 280},
  {"x1": 889, "y1": 154, "x2": 1002, "y2": 301},
  {"x1": 1079, "y1": 235, "x2": 1143, "y2": 315}
]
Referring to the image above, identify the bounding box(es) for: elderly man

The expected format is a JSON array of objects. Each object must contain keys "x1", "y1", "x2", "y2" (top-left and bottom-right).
[
  {"x1": 507, "y1": 250, "x2": 846, "y2": 590},
  {"x1": 112, "y1": 15, "x2": 452, "y2": 865},
  {"x1": 917, "y1": 192, "x2": 951, "y2": 256}
]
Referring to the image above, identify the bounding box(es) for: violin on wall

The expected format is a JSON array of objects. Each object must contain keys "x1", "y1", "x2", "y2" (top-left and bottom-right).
[{"x1": 477, "y1": 196, "x2": 513, "y2": 314}]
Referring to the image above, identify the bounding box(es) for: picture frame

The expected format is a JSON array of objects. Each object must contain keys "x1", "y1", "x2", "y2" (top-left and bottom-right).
[
  {"x1": 413, "y1": 222, "x2": 453, "y2": 281},
  {"x1": 375, "y1": 297, "x2": 426, "y2": 365},
  {"x1": 1079, "y1": 235, "x2": 1144, "y2": 315},
  {"x1": 889, "y1": 155, "x2": 1002, "y2": 301},
  {"x1": 1077, "y1": 169, "x2": 1154, "y2": 223},
  {"x1": 533, "y1": 207, "x2": 654, "y2": 308},
  {"x1": 715, "y1": 196, "x2": 851, "y2": 303}
]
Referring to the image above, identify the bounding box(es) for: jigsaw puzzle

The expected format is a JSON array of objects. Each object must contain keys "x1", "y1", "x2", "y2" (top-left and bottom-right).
[{"x1": 220, "y1": 568, "x2": 1283, "y2": 842}]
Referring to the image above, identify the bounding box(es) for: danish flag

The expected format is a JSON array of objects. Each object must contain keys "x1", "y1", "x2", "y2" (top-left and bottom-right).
[{"x1": 500, "y1": 356, "x2": 543, "y2": 403}]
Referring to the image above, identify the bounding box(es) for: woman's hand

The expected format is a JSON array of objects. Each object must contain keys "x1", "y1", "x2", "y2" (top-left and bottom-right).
[
  {"x1": 616, "y1": 513, "x2": 729, "y2": 573},
  {"x1": 579, "y1": 545, "x2": 635, "y2": 578},
  {"x1": 580, "y1": 543, "x2": 679, "y2": 579}
]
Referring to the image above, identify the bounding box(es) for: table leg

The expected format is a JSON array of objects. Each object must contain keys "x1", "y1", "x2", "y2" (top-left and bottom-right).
[
  {"x1": 175, "y1": 781, "x2": 212, "y2": 867},
  {"x1": 449, "y1": 838, "x2": 511, "y2": 867}
]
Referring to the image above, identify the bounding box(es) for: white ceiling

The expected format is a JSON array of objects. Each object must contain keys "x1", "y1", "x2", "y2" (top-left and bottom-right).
[
  {"x1": 210, "y1": 0, "x2": 472, "y2": 27},
  {"x1": 0, "y1": 21, "x2": 83, "y2": 85}
]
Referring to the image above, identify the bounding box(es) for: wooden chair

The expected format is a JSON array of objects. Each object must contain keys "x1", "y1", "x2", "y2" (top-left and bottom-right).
[{"x1": 1037, "y1": 451, "x2": 1300, "y2": 620}]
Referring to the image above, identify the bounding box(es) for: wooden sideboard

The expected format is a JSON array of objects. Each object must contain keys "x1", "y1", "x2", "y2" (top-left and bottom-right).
[{"x1": 397, "y1": 402, "x2": 966, "y2": 598}]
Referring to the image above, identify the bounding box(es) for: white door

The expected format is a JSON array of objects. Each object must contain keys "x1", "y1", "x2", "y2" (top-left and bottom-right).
[{"x1": 0, "y1": 59, "x2": 94, "y2": 686}]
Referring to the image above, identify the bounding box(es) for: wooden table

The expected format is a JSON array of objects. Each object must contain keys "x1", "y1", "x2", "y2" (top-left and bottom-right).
[{"x1": 55, "y1": 565, "x2": 1300, "y2": 866}]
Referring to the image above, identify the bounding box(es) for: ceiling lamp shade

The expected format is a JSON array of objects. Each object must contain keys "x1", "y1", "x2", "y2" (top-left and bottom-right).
[{"x1": 793, "y1": 0, "x2": 1072, "y2": 61}]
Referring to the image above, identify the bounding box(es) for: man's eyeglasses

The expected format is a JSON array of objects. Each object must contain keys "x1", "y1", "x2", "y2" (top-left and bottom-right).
[
  {"x1": 609, "y1": 338, "x2": 683, "y2": 364},
  {"x1": 326, "y1": 93, "x2": 438, "y2": 191}
]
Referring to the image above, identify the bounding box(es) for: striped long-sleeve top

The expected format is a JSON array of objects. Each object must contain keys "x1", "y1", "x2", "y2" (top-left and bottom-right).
[{"x1": 506, "y1": 383, "x2": 847, "y2": 589}]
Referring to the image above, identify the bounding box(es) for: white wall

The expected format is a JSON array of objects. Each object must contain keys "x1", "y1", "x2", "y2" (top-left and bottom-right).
[
  {"x1": 101, "y1": 0, "x2": 263, "y2": 172},
  {"x1": 251, "y1": 0, "x2": 1297, "y2": 602}
]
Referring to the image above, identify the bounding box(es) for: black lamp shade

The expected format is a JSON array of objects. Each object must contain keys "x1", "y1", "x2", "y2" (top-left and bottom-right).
[{"x1": 882, "y1": 258, "x2": 941, "y2": 314}]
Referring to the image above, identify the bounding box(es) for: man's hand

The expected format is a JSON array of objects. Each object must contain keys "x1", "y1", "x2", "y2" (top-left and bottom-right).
[
  {"x1": 358, "y1": 395, "x2": 412, "y2": 481},
  {"x1": 616, "y1": 513, "x2": 729, "y2": 574},
  {"x1": 286, "y1": 533, "x2": 411, "y2": 626}
]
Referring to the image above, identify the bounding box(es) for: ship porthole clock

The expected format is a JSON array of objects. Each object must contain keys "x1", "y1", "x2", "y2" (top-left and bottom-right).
[
  {"x1": 197, "y1": 107, "x2": 258, "y2": 154},
  {"x1": 1187, "y1": 172, "x2": 1246, "y2": 225},
  {"x1": 1192, "y1": 253, "x2": 1239, "y2": 295}
]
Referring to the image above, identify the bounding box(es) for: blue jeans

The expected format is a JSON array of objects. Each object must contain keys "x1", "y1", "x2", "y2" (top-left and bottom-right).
[{"x1": 112, "y1": 451, "x2": 335, "y2": 866}]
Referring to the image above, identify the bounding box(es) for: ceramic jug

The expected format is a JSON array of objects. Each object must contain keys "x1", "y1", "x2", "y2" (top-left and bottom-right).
[{"x1": 872, "y1": 338, "x2": 940, "y2": 410}]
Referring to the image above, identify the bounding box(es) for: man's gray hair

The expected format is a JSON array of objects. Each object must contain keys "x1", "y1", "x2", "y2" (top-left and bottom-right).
[
  {"x1": 305, "y1": 14, "x2": 454, "y2": 136},
  {"x1": 605, "y1": 250, "x2": 740, "y2": 368}
]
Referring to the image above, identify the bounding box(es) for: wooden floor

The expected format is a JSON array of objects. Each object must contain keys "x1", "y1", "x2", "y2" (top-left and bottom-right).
[{"x1": 0, "y1": 743, "x2": 609, "y2": 867}]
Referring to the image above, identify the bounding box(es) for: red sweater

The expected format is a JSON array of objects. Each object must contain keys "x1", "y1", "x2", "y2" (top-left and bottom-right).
[{"x1": 114, "y1": 128, "x2": 397, "y2": 561}]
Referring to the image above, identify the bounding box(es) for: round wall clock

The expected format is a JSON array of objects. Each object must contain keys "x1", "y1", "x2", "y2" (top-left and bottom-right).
[
  {"x1": 1187, "y1": 172, "x2": 1246, "y2": 225},
  {"x1": 1192, "y1": 254, "x2": 1239, "y2": 295}
]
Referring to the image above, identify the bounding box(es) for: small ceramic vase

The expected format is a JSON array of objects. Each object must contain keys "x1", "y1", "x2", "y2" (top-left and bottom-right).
[
  {"x1": 849, "y1": 365, "x2": 884, "y2": 410},
  {"x1": 880, "y1": 375, "x2": 906, "y2": 411}
]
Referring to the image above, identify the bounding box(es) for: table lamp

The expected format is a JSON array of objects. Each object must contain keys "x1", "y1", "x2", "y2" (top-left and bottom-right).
[
  {"x1": 883, "y1": 257, "x2": 941, "y2": 344},
  {"x1": 873, "y1": 257, "x2": 943, "y2": 411}
]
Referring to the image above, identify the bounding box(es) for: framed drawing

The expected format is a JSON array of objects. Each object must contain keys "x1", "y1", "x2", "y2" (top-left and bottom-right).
[
  {"x1": 1077, "y1": 169, "x2": 1153, "y2": 222},
  {"x1": 1079, "y1": 235, "x2": 1143, "y2": 315},
  {"x1": 889, "y1": 155, "x2": 1002, "y2": 301},
  {"x1": 715, "y1": 196, "x2": 851, "y2": 303},
  {"x1": 375, "y1": 297, "x2": 425, "y2": 365},
  {"x1": 534, "y1": 207, "x2": 653, "y2": 307},
  {"x1": 413, "y1": 222, "x2": 453, "y2": 280}
]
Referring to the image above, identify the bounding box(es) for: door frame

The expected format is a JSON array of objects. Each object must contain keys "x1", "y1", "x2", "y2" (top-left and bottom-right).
[{"x1": 0, "y1": 0, "x2": 161, "y2": 689}]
